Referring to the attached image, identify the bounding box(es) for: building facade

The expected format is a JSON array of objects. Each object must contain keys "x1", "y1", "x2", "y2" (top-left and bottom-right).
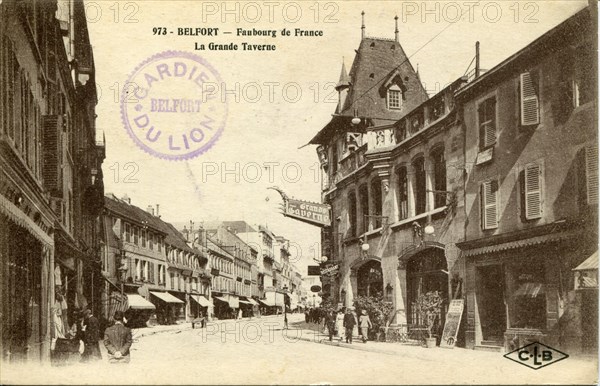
[
  {"x1": 456, "y1": 7, "x2": 597, "y2": 353},
  {"x1": 1, "y1": 0, "x2": 103, "y2": 363}
]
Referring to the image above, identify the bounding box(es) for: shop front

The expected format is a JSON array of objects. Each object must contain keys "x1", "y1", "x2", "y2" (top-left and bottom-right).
[
  {"x1": 461, "y1": 234, "x2": 582, "y2": 352},
  {"x1": 212, "y1": 293, "x2": 239, "y2": 319},
  {"x1": 150, "y1": 291, "x2": 184, "y2": 325},
  {"x1": 124, "y1": 293, "x2": 155, "y2": 327},
  {"x1": 190, "y1": 293, "x2": 212, "y2": 320}
]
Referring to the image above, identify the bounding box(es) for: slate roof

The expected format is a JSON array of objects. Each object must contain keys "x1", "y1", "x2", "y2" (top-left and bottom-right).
[
  {"x1": 220, "y1": 221, "x2": 257, "y2": 233},
  {"x1": 309, "y1": 37, "x2": 428, "y2": 145},
  {"x1": 104, "y1": 194, "x2": 204, "y2": 256}
]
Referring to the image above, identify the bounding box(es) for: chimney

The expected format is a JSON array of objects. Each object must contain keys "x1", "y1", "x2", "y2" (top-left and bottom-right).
[
  {"x1": 394, "y1": 15, "x2": 399, "y2": 42},
  {"x1": 182, "y1": 226, "x2": 189, "y2": 242},
  {"x1": 146, "y1": 205, "x2": 154, "y2": 216},
  {"x1": 121, "y1": 194, "x2": 131, "y2": 204},
  {"x1": 361, "y1": 11, "x2": 365, "y2": 40},
  {"x1": 155, "y1": 204, "x2": 160, "y2": 217}
]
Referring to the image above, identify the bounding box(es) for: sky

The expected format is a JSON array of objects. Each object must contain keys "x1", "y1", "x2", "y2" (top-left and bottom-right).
[{"x1": 86, "y1": 0, "x2": 589, "y2": 275}]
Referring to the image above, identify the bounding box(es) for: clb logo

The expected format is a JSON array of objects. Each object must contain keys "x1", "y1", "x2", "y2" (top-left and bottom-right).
[{"x1": 504, "y1": 342, "x2": 569, "y2": 370}]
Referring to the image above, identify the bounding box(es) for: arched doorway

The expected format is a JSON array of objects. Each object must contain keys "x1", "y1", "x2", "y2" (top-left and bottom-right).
[
  {"x1": 357, "y1": 260, "x2": 383, "y2": 297},
  {"x1": 406, "y1": 248, "x2": 449, "y2": 329}
]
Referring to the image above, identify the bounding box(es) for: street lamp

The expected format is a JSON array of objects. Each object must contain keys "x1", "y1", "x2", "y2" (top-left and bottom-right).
[
  {"x1": 282, "y1": 285, "x2": 289, "y2": 329},
  {"x1": 312, "y1": 294, "x2": 316, "y2": 307}
]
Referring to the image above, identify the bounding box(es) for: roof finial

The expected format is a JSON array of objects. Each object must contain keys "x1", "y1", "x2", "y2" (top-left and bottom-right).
[
  {"x1": 394, "y1": 15, "x2": 399, "y2": 42},
  {"x1": 361, "y1": 11, "x2": 365, "y2": 40}
]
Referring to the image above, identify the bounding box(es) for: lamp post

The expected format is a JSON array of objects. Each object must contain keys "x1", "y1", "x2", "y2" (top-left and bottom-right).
[
  {"x1": 282, "y1": 285, "x2": 289, "y2": 329},
  {"x1": 313, "y1": 294, "x2": 316, "y2": 307}
]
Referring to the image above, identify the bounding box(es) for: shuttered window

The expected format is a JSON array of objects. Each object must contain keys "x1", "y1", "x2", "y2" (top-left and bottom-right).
[
  {"x1": 481, "y1": 180, "x2": 498, "y2": 229},
  {"x1": 478, "y1": 97, "x2": 496, "y2": 150},
  {"x1": 524, "y1": 163, "x2": 543, "y2": 219},
  {"x1": 586, "y1": 145, "x2": 598, "y2": 205},
  {"x1": 520, "y1": 72, "x2": 540, "y2": 126}
]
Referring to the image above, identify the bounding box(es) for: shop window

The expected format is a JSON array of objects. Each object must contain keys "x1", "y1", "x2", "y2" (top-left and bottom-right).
[
  {"x1": 397, "y1": 166, "x2": 408, "y2": 220},
  {"x1": 432, "y1": 149, "x2": 447, "y2": 209},
  {"x1": 507, "y1": 262, "x2": 546, "y2": 330},
  {"x1": 413, "y1": 157, "x2": 426, "y2": 215},
  {"x1": 478, "y1": 97, "x2": 496, "y2": 150},
  {"x1": 481, "y1": 180, "x2": 499, "y2": 230},
  {"x1": 520, "y1": 71, "x2": 540, "y2": 126}
]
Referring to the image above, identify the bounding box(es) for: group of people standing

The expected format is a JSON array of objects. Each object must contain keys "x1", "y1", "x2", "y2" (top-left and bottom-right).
[
  {"x1": 306, "y1": 306, "x2": 373, "y2": 344},
  {"x1": 324, "y1": 307, "x2": 372, "y2": 344},
  {"x1": 54, "y1": 309, "x2": 133, "y2": 365}
]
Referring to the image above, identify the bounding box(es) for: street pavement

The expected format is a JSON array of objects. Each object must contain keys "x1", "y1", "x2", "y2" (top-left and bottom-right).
[{"x1": 1, "y1": 313, "x2": 597, "y2": 385}]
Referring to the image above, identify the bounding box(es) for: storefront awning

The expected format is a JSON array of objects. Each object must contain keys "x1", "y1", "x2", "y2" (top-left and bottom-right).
[
  {"x1": 258, "y1": 298, "x2": 276, "y2": 307},
  {"x1": 213, "y1": 295, "x2": 239, "y2": 309},
  {"x1": 239, "y1": 300, "x2": 253, "y2": 305},
  {"x1": 150, "y1": 291, "x2": 184, "y2": 304},
  {"x1": 247, "y1": 298, "x2": 259, "y2": 306},
  {"x1": 127, "y1": 294, "x2": 156, "y2": 310},
  {"x1": 191, "y1": 295, "x2": 211, "y2": 307},
  {"x1": 574, "y1": 251, "x2": 598, "y2": 271}
]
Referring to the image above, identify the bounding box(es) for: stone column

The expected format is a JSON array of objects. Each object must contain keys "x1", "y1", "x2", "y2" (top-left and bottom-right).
[
  {"x1": 407, "y1": 164, "x2": 416, "y2": 218},
  {"x1": 394, "y1": 259, "x2": 408, "y2": 325}
]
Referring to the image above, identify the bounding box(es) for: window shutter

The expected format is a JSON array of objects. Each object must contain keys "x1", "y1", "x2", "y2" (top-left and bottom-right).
[
  {"x1": 520, "y1": 72, "x2": 539, "y2": 125},
  {"x1": 524, "y1": 164, "x2": 542, "y2": 219},
  {"x1": 586, "y1": 145, "x2": 598, "y2": 205},
  {"x1": 481, "y1": 180, "x2": 498, "y2": 229}
]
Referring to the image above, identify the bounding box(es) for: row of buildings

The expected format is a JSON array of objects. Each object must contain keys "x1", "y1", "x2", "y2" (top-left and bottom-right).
[
  {"x1": 101, "y1": 195, "x2": 308, "y2": 326},
  {"x1": 0, "y1": 0, "x2": 309, "y2": 364},
  {"x1": 310, "y1": 6, "x2": 597, "y2": 354},
  {"x1": 1, "y1": 0, "x2": 105, "y2": 363}
]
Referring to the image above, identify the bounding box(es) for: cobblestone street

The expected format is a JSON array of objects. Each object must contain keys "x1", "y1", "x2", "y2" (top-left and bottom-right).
[{"x1": 2, "y1": 314, "x2": 596, "y2": 385}]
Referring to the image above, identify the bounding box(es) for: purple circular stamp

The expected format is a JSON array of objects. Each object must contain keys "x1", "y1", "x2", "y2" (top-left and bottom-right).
[{"x1": 120, "y1": 51, "x2": 227, "y2": 160}]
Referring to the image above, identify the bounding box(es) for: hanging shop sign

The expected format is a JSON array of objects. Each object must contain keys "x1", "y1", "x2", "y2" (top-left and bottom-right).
[
  {"x1": 268, "y1": 187, "x2": 331, "y2": 227},
  {"x1": 310, "y1": 285, "x2": 322, "y2": 293},
  {"x1": 320, "y1": 263, "x2": 339, "y2": 277}
]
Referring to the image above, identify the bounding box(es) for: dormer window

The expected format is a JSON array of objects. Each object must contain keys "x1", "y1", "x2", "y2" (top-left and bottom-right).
[{"x1": 387, "y1": 85, "x2": 402, "y2": 110}]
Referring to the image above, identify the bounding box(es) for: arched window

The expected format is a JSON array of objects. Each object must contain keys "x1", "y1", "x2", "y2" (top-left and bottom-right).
[
  {"x1": 397, "y1": 166, "x2": 408, "y2": 220},
  {"x1": 413, "y1": 157, "x2": 427, "y2": 215},
  {"x1": 432, "y1": 148, "x2": 447, "y2": 209}
]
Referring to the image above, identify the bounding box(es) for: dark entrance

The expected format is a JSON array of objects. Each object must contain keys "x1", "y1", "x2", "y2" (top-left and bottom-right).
[
  {"x1": 476, "y1": 264, "x2": 506, "y2": 343},
  {"x1": 357, "y1": 260, "x2": 383, "y2": 297},
  {"x1": 406, "y1": 248, "x2": 449, "y2": 332}
]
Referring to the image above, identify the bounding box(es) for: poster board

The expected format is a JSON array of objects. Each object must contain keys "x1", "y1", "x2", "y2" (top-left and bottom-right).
[{"x1": 440, "y1": 299, "x2": 464, "y2": 349}]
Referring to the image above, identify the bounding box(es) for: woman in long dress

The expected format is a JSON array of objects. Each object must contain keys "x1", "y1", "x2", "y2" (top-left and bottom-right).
[{"x1": 335, "y1": 309, "x2": 345, "y2": 342}]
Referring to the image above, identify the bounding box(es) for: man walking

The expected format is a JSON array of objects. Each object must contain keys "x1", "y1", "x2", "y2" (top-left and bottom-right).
[
  {"x1": 104, "y1": 311, "x2": 133, "y2": 364},
  {"x1": 343, "y1": 307, "x2": 357, "y2": 344},
  {"x1": 80, "y1": 309, "x2": 101, "y2": 362},
  {"x1": 359, "y1": 309, "x2": 373, "y2": 343}
]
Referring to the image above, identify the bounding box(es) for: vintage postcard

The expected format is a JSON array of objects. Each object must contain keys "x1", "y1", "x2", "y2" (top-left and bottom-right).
[{"x1": 0, "y1": 0, "x2": 598, "y2": 384}]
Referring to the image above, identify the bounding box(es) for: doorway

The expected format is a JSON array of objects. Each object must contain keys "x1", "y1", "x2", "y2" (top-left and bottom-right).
[{"x1": 477, "y1": 264, "x2": 506, "y2": 343}]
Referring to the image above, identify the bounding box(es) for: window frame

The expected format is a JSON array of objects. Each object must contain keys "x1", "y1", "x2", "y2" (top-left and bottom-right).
[
  {"x1": 481, "y1": 179, "x2": 499, "y2": 230},
  {"x1": 387, "y1": 86, "x2": 402, "y2": 110},
  {"x1": 477, "y1": 95, "x2": 497, "y2": 151}
]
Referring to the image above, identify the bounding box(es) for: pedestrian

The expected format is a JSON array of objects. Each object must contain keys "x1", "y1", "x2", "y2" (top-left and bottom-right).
[
  {"x1": 80, "y1": 309, "x2": 102, "y2": 362},
  {"x1": 359, "y1": 309, "x2": 373, "y2": 343},
  {"x1": 343, "y1": 307, "x2": 357, "y2": 344},
  {"x1": 304, "y1": 309, "x2": 309, "y2": 323},
  {"x1": 238, "y1": 308, "x2": 243, "y2": 320},
  {"x1": 326, "y1": 311, "x2": 336, "y2": 341},
  {"x1": 104, "y1": 311, "x2": 133, "y2": 364},
  {"x1": 335, "y1": 308, "x2": 345, "y2": 342}
]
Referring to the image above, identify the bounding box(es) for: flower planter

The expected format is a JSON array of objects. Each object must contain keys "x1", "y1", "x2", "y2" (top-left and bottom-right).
[{"x1": 425, "y1": 337, "x2": 437, "y2": 348}]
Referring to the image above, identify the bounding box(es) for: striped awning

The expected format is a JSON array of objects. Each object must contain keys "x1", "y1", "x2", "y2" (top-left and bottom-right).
[
  {"x1": 150, "y1": 291, "x2": 184, "y2": 304},
  {"x1": 574, "y1": 251, "x2": 598, "y2": 271},
  {"x1": 191, "y1": 295, "x2": 211, "y2": 307},
  {"x1": 127, "y1": 294, "x2": 155, "y2": 310}
]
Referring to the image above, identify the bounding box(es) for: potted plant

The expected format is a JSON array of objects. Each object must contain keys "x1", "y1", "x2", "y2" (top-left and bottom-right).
[{"x1": 416, "y1": 291, "x2": 443, "y2": 348}]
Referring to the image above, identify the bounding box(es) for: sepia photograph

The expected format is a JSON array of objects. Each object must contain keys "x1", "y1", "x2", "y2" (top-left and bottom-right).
[{"x1": 0, "y1": 0, "x2": 598, "y2": 384}]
